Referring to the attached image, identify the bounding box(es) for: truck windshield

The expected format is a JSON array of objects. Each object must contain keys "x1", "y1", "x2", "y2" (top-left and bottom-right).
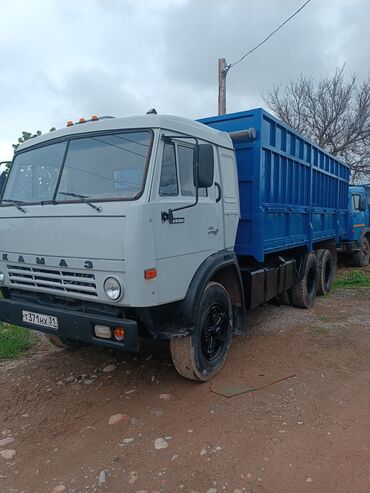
[{"x1": 2, "y1": 130, "x2": 152, "y2": 204}]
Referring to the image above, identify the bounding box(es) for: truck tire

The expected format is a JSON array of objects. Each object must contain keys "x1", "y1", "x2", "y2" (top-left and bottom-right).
[
  {"x1": 316, "y1": 249, "x2": 334, "y2": 295},
  {"x1": 47, "y1": 334, "x2": 83, "y2": 350},
  {"x1": 170, "y1": 282, "x2": 232, "y2": 381},
  {"x1": 291, "y1": 253, "x2": 318, "y2": 309},
  {"x1": 352, "y1": 238, "x2": 370, "y2": 267}
]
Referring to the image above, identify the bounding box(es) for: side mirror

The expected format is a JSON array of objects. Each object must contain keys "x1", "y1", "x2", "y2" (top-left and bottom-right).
[
  {"x1": 0, "y1": 170, "x2": 8, "y2": 197},
  {"x1": 194, "y1": 144, "x2": 214, "y2": 188}
]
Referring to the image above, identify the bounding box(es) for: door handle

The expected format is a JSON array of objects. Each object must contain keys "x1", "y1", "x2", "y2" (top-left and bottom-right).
[
  {"x1": 208, "y1": 226, "x2": 219, "y2": 235},
  {"x1": 215, "y1": 182, "x2": 222, "y2": 203}
]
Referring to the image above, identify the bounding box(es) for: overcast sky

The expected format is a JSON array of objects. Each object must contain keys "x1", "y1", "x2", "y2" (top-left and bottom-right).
[{"x1": 0, "y1": 0, "x2": 369, "y2": 161}]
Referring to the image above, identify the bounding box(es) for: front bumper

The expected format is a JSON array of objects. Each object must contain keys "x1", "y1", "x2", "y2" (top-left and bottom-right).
[{"x1": 0, "y1": 298, "x2": 139, "y2": 352}]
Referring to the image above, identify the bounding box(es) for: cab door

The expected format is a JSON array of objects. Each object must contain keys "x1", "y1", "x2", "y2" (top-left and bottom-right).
[
  {"x1": 365, "y1": 190, "x2": 370, "y2": 227},
  {"x1": 350, "y1": 192, "x2": 366, "y2": 241},
  {"x1": 151, "y1": 135, "x2": 224, "y2": 305}
]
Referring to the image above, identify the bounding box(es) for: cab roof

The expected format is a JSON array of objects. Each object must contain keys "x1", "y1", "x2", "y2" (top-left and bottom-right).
[{"x1": 17, "y1": 114, "x2": 234, "y2": 152}]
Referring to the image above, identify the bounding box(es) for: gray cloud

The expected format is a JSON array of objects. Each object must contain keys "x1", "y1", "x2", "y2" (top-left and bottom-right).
[
  {"x1": 162, "y1": 0, "x2": 370, "y2": 112},
  {"x1": 0, "y1": 0, "x2": 369, "y2": 159}
]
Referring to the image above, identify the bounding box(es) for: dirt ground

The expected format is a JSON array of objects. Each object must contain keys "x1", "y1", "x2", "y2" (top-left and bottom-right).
[{"x1": 0, "y1": 281, "x2": 369, "y2": 493}]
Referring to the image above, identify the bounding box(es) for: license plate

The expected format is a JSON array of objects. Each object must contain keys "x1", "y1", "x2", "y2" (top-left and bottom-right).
[{"x1": 22, "y1": 310, "x2": 58, "y2": 329}]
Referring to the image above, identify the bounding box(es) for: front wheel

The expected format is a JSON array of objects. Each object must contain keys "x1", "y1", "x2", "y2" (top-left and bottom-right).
[
  {"x1": 352, "y1": 238, "x2": 370, "y2": 267},
  {"x1": 170, "y1": 282, "x2": 233, "y2": 381}
]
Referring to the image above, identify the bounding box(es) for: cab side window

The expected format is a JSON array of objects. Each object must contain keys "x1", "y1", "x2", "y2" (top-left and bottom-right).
[
  {"x1": 159, "y1": 143, "x2": 178, "y2": 197},
  {"x1": 178, "y1": 145, "x2": 195, "y2": 196},
  {"x1": 352, "y1": 194, "x2": 361, "y2": 211}
]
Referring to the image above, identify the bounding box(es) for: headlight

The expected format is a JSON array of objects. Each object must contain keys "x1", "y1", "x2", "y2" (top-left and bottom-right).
[
  {"x1": 0, "y1": 272, "x2": 4, "y2": 284},
  {"x1": 103, "y1": 277, "x2": 122, "y2": 301}
]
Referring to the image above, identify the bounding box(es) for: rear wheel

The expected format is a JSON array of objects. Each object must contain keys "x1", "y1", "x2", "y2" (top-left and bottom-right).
[
  {"x1": 291, "y1": 253, "x2": 318, "y2": 309},
  {"x1": 316, "y1": 249, "x2": 334, "y2": 295},
  {"x1": 47, "y1": 334, "x2": 83, "y2": 350},
  {"x1": 352, "y1": 238, "x2": 370, "y2": 267},
  {"x1": 170, "y1": 282, "x2": 232, "y2": 381}
]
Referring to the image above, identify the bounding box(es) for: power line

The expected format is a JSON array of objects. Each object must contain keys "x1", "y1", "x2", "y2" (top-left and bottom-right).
[{"x1": 227, "y1": 0, "x2": 311, "y2": 72}]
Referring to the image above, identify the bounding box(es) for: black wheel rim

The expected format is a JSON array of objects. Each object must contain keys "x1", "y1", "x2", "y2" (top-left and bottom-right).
[{"x1": 201, "y1": 302, "x2": 229, "y2": 361}]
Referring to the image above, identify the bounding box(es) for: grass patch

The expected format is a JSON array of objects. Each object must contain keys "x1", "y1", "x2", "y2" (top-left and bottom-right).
[
  {"x1": 0, "y1": 323, "x2": 34, "y2": 360},
  {"x1": 333, "y1": 269, "x2": 370, "y2": 288}
]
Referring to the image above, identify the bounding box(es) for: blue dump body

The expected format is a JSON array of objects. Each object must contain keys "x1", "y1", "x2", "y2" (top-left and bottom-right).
[{"x1": 199, "y1": 109, "x2": 351, "y2": 262}]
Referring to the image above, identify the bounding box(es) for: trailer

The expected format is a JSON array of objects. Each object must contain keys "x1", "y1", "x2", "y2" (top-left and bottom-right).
[{"x1": 0, "y1": 108, "x2": 362, "y2": 381}]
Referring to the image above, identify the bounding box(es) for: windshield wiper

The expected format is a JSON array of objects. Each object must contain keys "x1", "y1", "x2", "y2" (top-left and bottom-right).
[
  {"x1": 1, "y1": 199, "x2": 27, "y2": 213},
  {"x1": 58, "y1": 192, "x2": 102, "y2": 212}
]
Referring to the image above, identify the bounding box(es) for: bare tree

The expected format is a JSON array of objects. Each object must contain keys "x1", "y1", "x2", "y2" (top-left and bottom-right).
[{"x1": 264, "y1": 67, "x2": 370, "y2": 183}]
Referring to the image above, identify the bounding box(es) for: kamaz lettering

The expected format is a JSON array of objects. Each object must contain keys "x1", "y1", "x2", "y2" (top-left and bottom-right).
[{"x1": 1, "y1": 253, "x2": 94, "y2": 269}]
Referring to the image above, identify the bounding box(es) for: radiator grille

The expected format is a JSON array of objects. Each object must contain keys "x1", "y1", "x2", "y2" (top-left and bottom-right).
[{"x1": 7, "y1": 264, "x2": 98, "y2": 297}]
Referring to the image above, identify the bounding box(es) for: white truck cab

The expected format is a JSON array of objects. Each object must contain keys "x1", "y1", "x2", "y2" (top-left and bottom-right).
[{"x1": 0, "y1": 114, "x2": 243, "y2": 380}]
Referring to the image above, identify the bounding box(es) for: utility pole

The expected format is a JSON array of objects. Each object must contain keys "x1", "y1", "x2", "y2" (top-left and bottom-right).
[{"x1": 218, "y1": 58, "x2": 227, "y2": 115}]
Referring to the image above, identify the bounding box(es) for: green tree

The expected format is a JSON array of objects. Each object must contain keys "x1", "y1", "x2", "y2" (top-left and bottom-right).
[{"x1": 12, "y1": 127, "x2": 56, "y2": 152}]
